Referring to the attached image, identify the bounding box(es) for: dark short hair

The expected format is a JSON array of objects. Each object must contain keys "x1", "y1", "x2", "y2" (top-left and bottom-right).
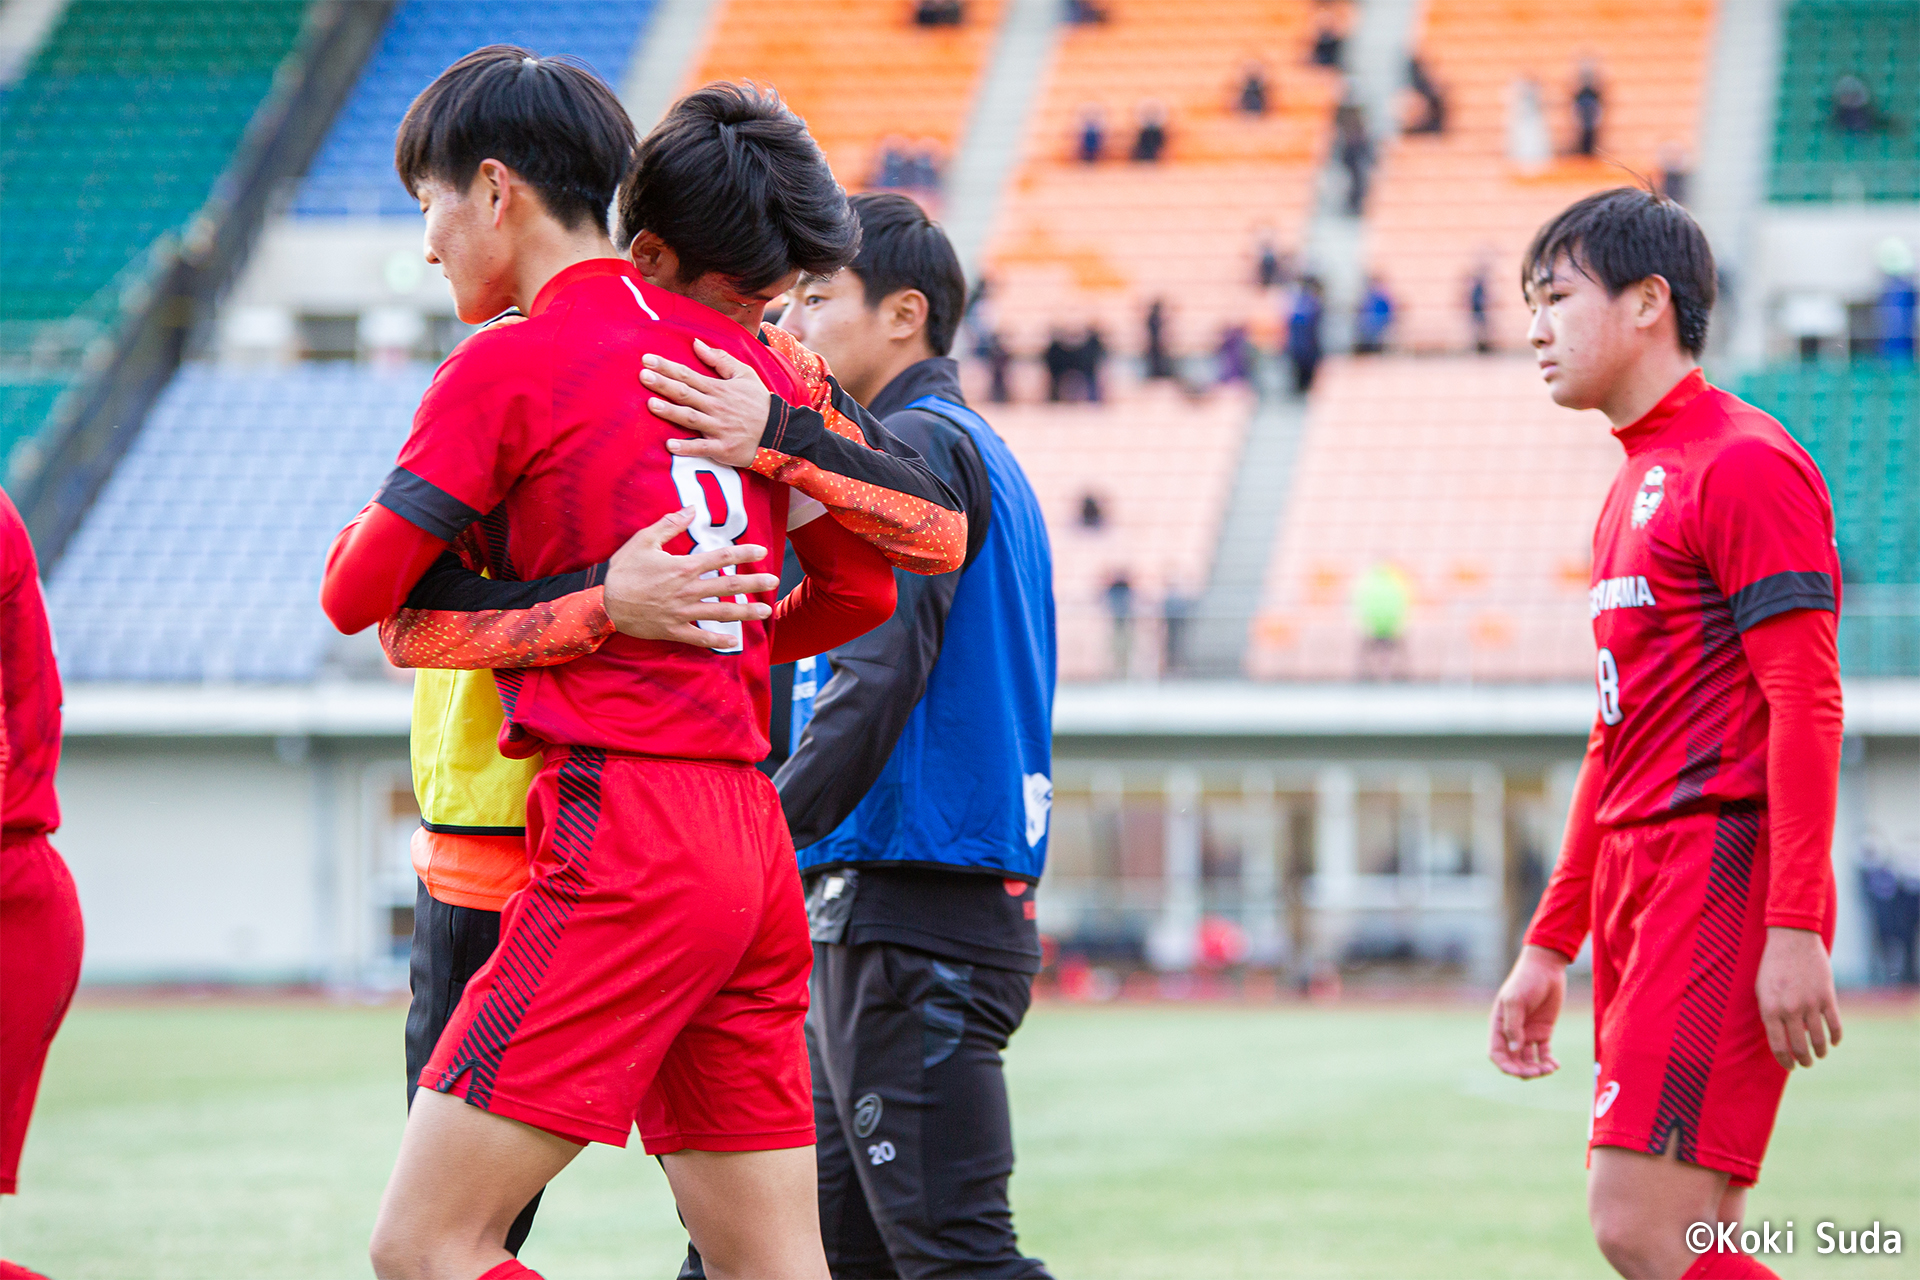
[
  {"x1": 1521, "y1": 187, "x2": 1717, "y2": 356},
  {"x1": 617, "y1": 83, "x2": 859, "y2": 293},
  {"x1": 836, "y1": 192, "x2": 967, "y2": 356},
  {"x1": 395, "y1": 46, "x2": 635, "y2": 233}
]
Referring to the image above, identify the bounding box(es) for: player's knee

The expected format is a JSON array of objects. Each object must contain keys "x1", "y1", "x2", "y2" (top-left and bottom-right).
[
  {"x1": 367, "y1": 1218, "x2": 433, "y2": 1280},
  {"x1": 1589, "y1": 1205, "x2": 1662, "y2": 1277}
]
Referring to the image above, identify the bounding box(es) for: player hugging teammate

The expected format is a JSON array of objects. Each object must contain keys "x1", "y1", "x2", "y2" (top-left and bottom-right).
[
  {"x1": 321, "y1": 48, "x2": 985, "y2": 1280},
  {"x1": 1490, "y1": 188, "x2": 1846, "y2": 1280}
]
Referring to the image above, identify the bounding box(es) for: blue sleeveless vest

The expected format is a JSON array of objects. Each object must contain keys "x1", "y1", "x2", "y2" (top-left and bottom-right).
[{"x1": 796, "y1": 395, "x2": 1057, "y2": 880}]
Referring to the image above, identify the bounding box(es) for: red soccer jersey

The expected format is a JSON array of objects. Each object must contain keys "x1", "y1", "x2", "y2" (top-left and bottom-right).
[
  {"x1": 0, "y1": 487, "x2": 61, "y2": 839},
  {"x1": 377, "y1": 258, "x2": 807, "y2": 764},
  {"x1": 1587, "y1": 369, "x2": 1841, "y2": 827}
]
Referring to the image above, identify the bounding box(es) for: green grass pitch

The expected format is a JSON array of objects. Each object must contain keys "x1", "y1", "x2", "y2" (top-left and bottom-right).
[{"x1": 4, "y1": 999, "x2": 1914, "y2": 1278}]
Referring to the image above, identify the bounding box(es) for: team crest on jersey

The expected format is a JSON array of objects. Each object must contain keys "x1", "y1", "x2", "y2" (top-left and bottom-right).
[{"x1": 1630, "y1": 466, "x2": 1666, "y2": 529}]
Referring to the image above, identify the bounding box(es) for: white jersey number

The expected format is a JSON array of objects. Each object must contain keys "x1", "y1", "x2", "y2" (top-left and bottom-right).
[
  {"x1": 670, "y1": 454, "x2": 750, "y2": 654},
  {"x1": 1597, "y1": 648, "x2": 1623, "y2": 725}
]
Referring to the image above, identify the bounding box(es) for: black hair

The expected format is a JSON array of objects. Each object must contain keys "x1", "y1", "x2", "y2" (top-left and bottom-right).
[
  {"x1": 1521, "y1": 186, "x2": 1717, "y2": 356},
  {"x1": 395, "y1": 46, "x2": 635, "y2": 233},
  {"x1": 835, "y1": 192, "x2": 967, "y2": 356},
  {"x1": 618, "y1": 82, "x2": 859, "y2": 293}
]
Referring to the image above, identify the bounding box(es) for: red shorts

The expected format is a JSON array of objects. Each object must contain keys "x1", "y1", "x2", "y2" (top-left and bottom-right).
[
  {"x1": 1589, "y1": 804, "x2": 1807, "y2": 1187},
  {"x1": 420, "y1": 749, "x2": 814, "y2": 1153},
  {"x1": 1, "y1": 835, "x2": 84, "y2": 1195}
]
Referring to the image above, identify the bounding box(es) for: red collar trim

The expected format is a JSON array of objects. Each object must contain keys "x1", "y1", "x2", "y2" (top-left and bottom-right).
[
  {"x1": 1613, "y1": 368, "x2": 1709, "y2": 451},
  {"x1": 529, "y1": 257, "x2": 635, "y2": 317}
]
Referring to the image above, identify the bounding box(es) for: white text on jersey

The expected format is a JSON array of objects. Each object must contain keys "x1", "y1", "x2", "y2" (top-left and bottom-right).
[{"x1": 1590, "y1": 575, "x2": 1658, "y2": 619}]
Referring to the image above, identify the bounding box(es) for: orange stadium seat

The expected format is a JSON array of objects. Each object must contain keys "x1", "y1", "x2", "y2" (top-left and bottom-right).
[
  {"x1": 687, "y1": 0, "x2": 1008, "y2": 199},
  {"x1": 973, "y1": 378, "x2": 1253, "y2": 680},
  {"x1": 1367, "y1": 0, "x2": 1716, "y2": 352},
  {"x1": 1248, "y1": 355, "x2": 1621, "y2": 682},
  {"x1": 981, "y1": 0, "x2": 1344, "y2": 357}
]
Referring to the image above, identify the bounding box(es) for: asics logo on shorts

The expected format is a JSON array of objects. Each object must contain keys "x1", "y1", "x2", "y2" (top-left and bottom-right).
[{"x1": 1595, "y1": 1079, "x2": 1621, "y2": 1119}]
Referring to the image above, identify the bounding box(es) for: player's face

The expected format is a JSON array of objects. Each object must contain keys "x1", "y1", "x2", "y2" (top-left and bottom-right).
[
  {"x1": 1526, "y1": 254, "x2": 1640, "y2": 411},
  {"x1": 681, "y1": 268, "x2": 801, "y2": 332},
  {"x1": 778, "y1": 271, "x2": 890, "y2": 401},
  {"x1": 417, "y1": 170, "x2": 515, "y2": 325}
]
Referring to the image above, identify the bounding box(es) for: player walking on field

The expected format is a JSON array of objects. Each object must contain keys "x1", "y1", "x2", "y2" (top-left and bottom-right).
[
  {"x1": 0, "y1": 487, "x2": 85, "y2": 1280},
  {"x1": 321, "y1": 51, "x2": 931, "y2": 1280},
  {"x1": 1490, "y1": 188, "x2": 1845, "y2": 1280}
]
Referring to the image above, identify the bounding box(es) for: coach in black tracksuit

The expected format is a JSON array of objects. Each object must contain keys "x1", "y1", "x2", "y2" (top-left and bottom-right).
[{"x1": 692, "y1": 194, "x2": 1055, "y2": 1280}]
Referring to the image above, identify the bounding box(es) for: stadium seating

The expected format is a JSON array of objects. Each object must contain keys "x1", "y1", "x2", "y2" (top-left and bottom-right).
[
  {"x1": 1364, "y1": 0, "x2": 1714, "y2": 351},
  {"x1": 0, "y1": 376, "x2": 71, "y2": 473},
  {"x1": 1770, "y1": 0, "x2": 1920, "y2": 203},
  {"x1": 983, "y1": 379, "x2": 1251, "y2": 680},
  {"x1": 1739, "y1": 361, "x2": 1920, "y2": 675},
  {"x1": 1248, "y1": 355, "x2": 1619, "y2": 683},
  {"x1": 687, "y1": 0, "x2": 1007, "y2": 203},
  {"x1": 294, "y1": 0, "x2": 657, "y2": 218},
  {"x1": 45, "y1": 363, "x2": 423, "y2": 682},
  {"x1": 0, "y1": 0, "x2": 310, "y2": 322},
  {"x1": 980, "y1": 0, "x2": 1341, "y2": 355}
]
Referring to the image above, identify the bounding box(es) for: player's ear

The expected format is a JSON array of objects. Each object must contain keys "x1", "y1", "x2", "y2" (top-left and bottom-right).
[
  {"x1": 1635, "y1": 274, "x2": 1672, "y2": 331},
  {"x1": 628, "y1": 229, "x2": 674, "y2": 281},
  {"x1": 477, "y1": 159, "x2": 510, "y2": 226},
  {"x1": 887, "y1": 288, "x2": 929, "y2": 344}
]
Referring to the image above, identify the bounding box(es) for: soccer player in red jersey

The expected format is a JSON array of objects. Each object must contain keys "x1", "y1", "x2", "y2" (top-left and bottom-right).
[
  {"x1": 0, "y1": 487, "x2": 85, "y2": 1280},
  {"x1": 1489, "y1": 189, "x2": 1845, "y2": 1280},
  {"x1": 322, "y1": 54, "x2": 911, "y2": 1280}
]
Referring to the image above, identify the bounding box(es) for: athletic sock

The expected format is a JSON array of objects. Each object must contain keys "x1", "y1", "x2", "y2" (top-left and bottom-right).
[
  {"x1": 0, "y1": 1262, "x2": 53, "y2": 1280},
  {"x1": 1681, "y1": 1247, "x2": 1781, "y2": 1279},
  {"x1": 476, "y1": 1261, "x2": 544, "y2": 1280}
]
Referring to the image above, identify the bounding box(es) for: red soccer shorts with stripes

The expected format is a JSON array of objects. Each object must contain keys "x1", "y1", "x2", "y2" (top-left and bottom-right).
[
  {"x1": 419, "y1": 749, "x2": 814, "y2": 1152},
  {"x1": 1589, "y1": 804, "x2": 1808, "y2": 1188}
]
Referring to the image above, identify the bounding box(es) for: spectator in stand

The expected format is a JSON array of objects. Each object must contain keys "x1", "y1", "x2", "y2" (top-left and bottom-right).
[
  {"x1": 1354, "y1": 562, "x2": 1411, "y2": 681},
  {"x1": 874, "y1": 134, "x2": 911, "y2": 188},
  {"x1": 1064, "y1": 0, "x2": 1108, "y2": 25},
  {"x1": 1336, "y1": 101, "x2": 1373, "y2": 215},
  {"x1": 1406, "y1": 56, "x2": 1446, "y2": 134},
  {"x1": 1238, "y1": 60, "x2": 1270, "y2": 116},
  {"x1": 1077, "y1": 105, "x2": 1106, "y2": 164},
  {"x1": 1144, "y1": 299, "x2": 1175, "y2": 379},
  {"x1": 907, "y1": 138, "x2": 943, "y2": 191},
  {"x1": 1861, "y1": 843, "x2": 1919, "y2": 985},
  {"x1": 1130, "y1": 101, "x2": 1168, "y2": 163},
  {"x1": 1077, "y1": 324, "x2": 1108, "y2": 402},
  {"x1": 1507, "y1": 76, "x2": 1551, "y2": 173},
  {"x1": 1103, "y1": 571, "x2": 1135, "y2": 678},
  {"x1": 1216, "y1": 324, "x2": 1252, "y2": 383},
  {"x1": 1311, "y1": 23, "x2": 1343, "y2": 69},
  {"x1": 1830, "y1": 74, "x2": 1884, "y2": 135},
  {"x1": 1572, "y1": 61, "x2": 1604, "y2": 156},
  {"x1": 1354, "y1": 276, "x2": 1394, "y2": 354},
  {"x1": 985, "y1": 330, "x2": 1013, "y2": 404},
  {"x1": 1659, "y1": 142, "x2": 1692, "y2": 206},
  {"x1": 1043, "y1": 328, "x2": 1073, "y2": 402},
  {"x1": 964, "y1": 276, "x2": 995, "y2": 358},
  {"x1": 1162, "y1": 583, "x2": 1195, "y2": 676},
  {"x1": 1255, "y1": 230, "x2": 1288, "y2": 291},
  {"x1": 914, "y1": 0, "x2": 964, "y2": 25},
  {"x1": 1466, "y1": 262, "x2": 1493, "y2": 353},
  {"x1": 1078, "y1": 491, "x2": 1106, "y2": 530},
  {"x1": 1285, "y1": 277, "x2": 1325, "y2": 396},
  {"x1": 1877, "y1": 237, "x2": 1917, "y2": 362}
]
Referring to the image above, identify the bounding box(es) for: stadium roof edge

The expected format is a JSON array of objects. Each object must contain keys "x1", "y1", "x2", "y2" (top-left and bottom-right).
[{"x1": 59, "y1": 679, "x2": 1920, "y2": 739}]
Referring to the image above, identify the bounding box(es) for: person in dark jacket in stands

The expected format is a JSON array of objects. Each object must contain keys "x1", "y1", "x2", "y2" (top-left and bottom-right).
[{"x1": 767, "y1": 192, "x2": 1058, "y2": 1280}]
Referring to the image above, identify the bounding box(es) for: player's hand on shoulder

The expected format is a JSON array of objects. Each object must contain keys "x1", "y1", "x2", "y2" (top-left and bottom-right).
[
  {"x1": 604, "y1": 507, "x2": 780, "y2": 648},
  {"x1": 643, "y1": 339, "x2": 772, "y2": 469},
  {"x1": 1488, "y1": 945, "x2": 1569, "y2": 1079},
  {"x1": 1757, "y1": 926, "x2": 1843, "y2": 1070}
]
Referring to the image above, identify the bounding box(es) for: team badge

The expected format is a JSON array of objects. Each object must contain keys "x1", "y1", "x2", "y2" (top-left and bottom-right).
[{"x1": 1630, "y1": 466, "x2": 1666, "y2": 529}]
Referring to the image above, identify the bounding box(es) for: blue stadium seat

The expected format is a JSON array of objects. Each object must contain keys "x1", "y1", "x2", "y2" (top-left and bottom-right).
[
  {"x1": 45, "y1": 363, "x2": 431, "y2": 683},
  {"x1": 294, "y1": 0, "x2": 657, "y2": 219}
]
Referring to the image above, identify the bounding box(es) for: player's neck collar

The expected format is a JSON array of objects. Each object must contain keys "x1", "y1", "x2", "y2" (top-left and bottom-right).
[
  {"x1": 1613, "y1": 367, "x2": 1708, "y2": 450},
  {"x1": 529, "y1": 257, "x2": 637, "y2": 317}
]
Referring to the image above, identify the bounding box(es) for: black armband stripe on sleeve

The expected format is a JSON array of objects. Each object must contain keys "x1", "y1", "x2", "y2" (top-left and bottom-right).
[
  {"x1": 763, "y1": 404, "x2": 964, "y2": 511},
  {"x1": 403, "y1": 552, "x2": 606, "y2": 612},
  {"x1": 1729, "y1": 570, "x2": 1837, "y2": 632},
  {"x1": 373, "y1": 467, "x2": 481, "y2": 542}
]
